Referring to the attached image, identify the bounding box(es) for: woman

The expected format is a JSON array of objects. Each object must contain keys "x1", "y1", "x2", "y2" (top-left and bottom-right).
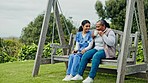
[
  {"x1": 62, "y1": 20, "x2": 93, "y2": 81},
  {"x1": 71, "y1": 19, "x2": 116, "y2": 83}
]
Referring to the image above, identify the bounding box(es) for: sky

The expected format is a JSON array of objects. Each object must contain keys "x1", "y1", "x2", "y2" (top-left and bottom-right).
[{"x1": 0, "y1": 0, "x2": 105, "y2": 37}]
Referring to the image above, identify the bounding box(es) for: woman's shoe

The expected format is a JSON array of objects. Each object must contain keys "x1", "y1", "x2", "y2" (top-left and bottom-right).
[
  {"x1": 82, "y1": 76, "x2": 93, "y2": 83},
  {"x1": 62, "y1": 74, "x2": 73, "y2": 81},
  {"x1": 71, "y1": 74, "x2": 83, "y2": 80}
]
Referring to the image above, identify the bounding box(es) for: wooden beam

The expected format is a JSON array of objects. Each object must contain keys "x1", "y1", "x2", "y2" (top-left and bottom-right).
[
  {"x1": 116, "y1": 0, "x2": 135, "y2": 83},
  {"x1": 87, "y1": 66, "x2": 148, "y2": 79},
  {"x1": 53, "y1": 0, "x2": 68, "y2": 69},
  {"x1": 132, "y1": 32, "x2": 140, "y2": 64},
  {"x1": 126, "y1": 64, "x2": 148, "y2": 75},
  {"x1": 32, "y1": 0, "x2": 53, "y2": 77},
  {"x1": 53, "y1": 1, "x2": 67, "y2": 54},
  {"x1": 137, "y1": 0, "x2": 148, "y2": 64},
  {"x1": 137, "y1": 0, "x2": 148, "y2": 82}
]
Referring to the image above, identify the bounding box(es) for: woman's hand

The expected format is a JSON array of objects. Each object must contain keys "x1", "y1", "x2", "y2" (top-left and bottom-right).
[
  {"x1": 98, "y1": 31, "x2": 104, "y2": 36},
  {"x1": 72, "y1": 50, "x2": 77, "y2": 53},
  {"x1": 81, "y1": 49, "x2": 86, "y2": 54}
]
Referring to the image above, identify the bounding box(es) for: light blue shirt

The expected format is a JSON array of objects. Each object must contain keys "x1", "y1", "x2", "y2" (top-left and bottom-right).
[{"x1": 75, "y1": 31, "x2": 92, "y2": 52}]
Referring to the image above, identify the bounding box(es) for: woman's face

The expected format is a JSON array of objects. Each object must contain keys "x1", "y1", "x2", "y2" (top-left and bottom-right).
[
  {"x1": 83, "y1": 23, "x2": 90, "y2": 32},
  {"x1": 96, "y1": 21, "x2": 105, "y2": 31}
]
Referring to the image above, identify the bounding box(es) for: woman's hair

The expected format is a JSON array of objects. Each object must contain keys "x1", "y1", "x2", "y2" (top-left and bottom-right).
[
  {"x1": 99, "y1": 19, "x2": 110, "y2": 28},
  {"x1": 78, "y1": 20, "x2": 90, "y2": 32}
]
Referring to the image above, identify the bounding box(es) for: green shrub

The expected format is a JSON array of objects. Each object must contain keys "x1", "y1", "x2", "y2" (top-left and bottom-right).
[
  {"x1": 0, "y1": 38, "x2": 21, "y2": 63},
  {"x1": 43, "y1": 43, "x2": 52, "y2": 58},
  {"x1": 136, "y1": 41, "x2": 144, "y2": 62},
  {"x1": 18, "y1": 43, "x2": 37, "y2": 60},
  {"x1": 0, "y1": 51, "x2": 10, "y2": 63},
  {"x1": 18, "y1": 43, "x2": 63, "y2": 61}
]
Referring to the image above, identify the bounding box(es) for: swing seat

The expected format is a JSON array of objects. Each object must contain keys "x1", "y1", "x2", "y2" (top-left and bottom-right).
[
  {"x1": 50, "y1": 29, "x2": 140, "y2": 67},
  {"x1": 49, "y1": 29, "x2": 141, "y2": 76},
  {"x1": 50, "y1": 33, "x2": 75, "y2": 64}
]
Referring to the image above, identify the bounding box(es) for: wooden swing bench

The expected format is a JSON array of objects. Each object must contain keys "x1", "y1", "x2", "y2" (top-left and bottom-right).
[{"x1": 50, "y1": 29, "x2": 140, "y2": 75}]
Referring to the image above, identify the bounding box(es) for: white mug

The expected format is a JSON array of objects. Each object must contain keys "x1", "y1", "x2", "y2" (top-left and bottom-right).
[{"x1": 94, "y1": 30, "x2": 98, "y2": 36}]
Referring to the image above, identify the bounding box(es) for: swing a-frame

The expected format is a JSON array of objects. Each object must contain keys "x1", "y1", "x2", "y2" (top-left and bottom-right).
[{"x1": 32, "y1": 0, "x2": 148, "y2": 83}]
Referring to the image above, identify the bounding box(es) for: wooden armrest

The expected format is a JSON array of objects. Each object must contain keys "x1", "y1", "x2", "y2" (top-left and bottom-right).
[{"x1": 50, "y1": 44, "x2": 70, "y2": 49}]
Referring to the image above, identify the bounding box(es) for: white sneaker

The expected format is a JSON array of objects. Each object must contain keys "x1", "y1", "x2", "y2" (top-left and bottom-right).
[
  {"x1": 62, "y1": 74, "x2": 73, "y2": 81},
  {"x1": 82, "y1": 76, "x2": 93, "y2": 83},
  {"x1": 71, "y1": 74, "x2": 83, "y2": 80}
]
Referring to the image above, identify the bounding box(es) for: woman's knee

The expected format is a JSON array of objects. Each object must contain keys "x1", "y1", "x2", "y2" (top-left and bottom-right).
[
  {"x1": 81, "y1": 53, "x2": 91, "y2": 60},
  {"x1": 74, "y1": 54, "x2": 81, "y2": 60},
  {"x1": 83, "y1": 49, "x2": 97, "y2": 58},
  {"x1": 69, "y1": 54, "x2": 74, "y2": 58},
  {"x1": 93, "y1": 50, "x2": 105, "y2": 59}
]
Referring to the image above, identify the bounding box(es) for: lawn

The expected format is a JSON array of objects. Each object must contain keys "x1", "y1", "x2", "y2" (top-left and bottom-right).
[{"x1": 0, "y1": 60, "x2": 147, "y2": 83}]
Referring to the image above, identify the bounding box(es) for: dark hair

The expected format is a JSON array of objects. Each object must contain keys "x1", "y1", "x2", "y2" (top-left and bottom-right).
[
  {"x1": 99, "y1": 19, "x2": 110, "y2": 28},
  {"x1": 78, "y1": 20, "x2": 90, "y2": 32}
]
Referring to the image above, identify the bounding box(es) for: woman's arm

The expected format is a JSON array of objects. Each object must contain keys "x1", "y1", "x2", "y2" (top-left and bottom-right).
[
  {"x1": 74, "y1": 42, "x2": 79, "y2": 51},
  {"x1": 84, "y1": 40, "x2": 93, "y2": 51},
  {"x1": 71, "y1": 42, "x2": 79, "y2": 53},
  {"x1": 102, "y1": 31, "x2": 115, "y2": 46},
  {"x1": 81, "y1": 40, "x2": 93, "y2": 54}
]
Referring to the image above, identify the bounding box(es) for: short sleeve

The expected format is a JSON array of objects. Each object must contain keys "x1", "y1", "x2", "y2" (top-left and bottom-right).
[{"x1": 75, "y1": 32, "x2": 80, "y2": 42}]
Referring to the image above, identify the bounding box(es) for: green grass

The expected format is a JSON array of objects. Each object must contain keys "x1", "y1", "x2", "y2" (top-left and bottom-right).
[{"x1": 0, "y1": 60, "x2": 147, "y2": 83}]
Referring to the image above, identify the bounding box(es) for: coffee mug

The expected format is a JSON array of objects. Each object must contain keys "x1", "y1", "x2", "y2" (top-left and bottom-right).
[{"x1": 94, "y1": 30, "x2": 98, "y2": 36}]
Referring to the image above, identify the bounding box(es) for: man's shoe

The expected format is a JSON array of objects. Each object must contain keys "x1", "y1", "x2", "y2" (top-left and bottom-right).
[
  {"x1": 82, "y1": 76, "x2": 93, "y2": 83},
  {"x1": 71, "y1": 74, "x2": 83, "y2": 80},
  {"x1": 62, "y1": 74, "x2": 73, "y2": 81}
]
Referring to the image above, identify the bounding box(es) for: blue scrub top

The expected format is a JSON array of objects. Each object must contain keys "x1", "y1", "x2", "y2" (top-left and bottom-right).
[{"x1": 75, "y1": 31, "x2": 92, "y2": 52}]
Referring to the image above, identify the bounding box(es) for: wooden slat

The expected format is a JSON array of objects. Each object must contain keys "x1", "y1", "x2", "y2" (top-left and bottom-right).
[
  {"x1": 41, "y1": 58, "x2": 51, "y2": 64},
  {"x1": 132, "y1": 32, "x2": 140, "y2": 64},
  {"x1": 51, "y1": 55, "x2": 135, "y2": 66},
  {"x1": 113, "y1": 29, "x2": 123, "y2": 35},
  {"x1": 53, "y1": 55, "x2": 69, "y2": 62},
  {"x1": 101, "y1": 58, "x2": 134, "y2": 66},
  {"x1": 129, "y1": 46, "x2": 136, "y2": 52},
  {"x1": 41, "y1": 58, "x2": 63, "y2": 64},
  {"x1": 50, "y1": 44, "x2": 70, "y2": 49},
  {"x1": 67, "y1": 33, "x2": 74, "y2": 55},
  {"x1": 126, "y1": 63, "x2": 148, "y2": 75},
  {"x1": 53, "y1": 55, "x2": 69, "y2": 58}
]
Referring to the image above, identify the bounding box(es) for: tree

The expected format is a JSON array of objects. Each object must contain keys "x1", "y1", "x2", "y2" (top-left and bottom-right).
[
  {"x1": 20, "y1": 13, "x2": 76, "y2": 45},
  {"x1": 95, "y1": 0, "x2": 148, "y2": 33}
]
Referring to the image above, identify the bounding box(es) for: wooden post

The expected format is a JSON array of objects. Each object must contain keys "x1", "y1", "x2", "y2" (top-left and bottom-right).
[
  {"x1": 137, "y1": 0, "x2": 148, "y2": 82},
  {"x1": 53, "y1": 0, "x2": 68, "y2": 68},
  {"x1": 116, "y1": 0, "x2": 135, "y2": 83},
  {"x1": 53, "y1": 0, "x2": 67, "y2": 53},
  {"x1": 32, "y1": 0, "x2": 53, "y2": 77}
]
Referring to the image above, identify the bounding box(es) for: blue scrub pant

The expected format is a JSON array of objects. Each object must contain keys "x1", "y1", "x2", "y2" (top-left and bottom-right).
[
  {"x1": 66, "y1": 53, "x2": 82, "y2": 76},
  {"x1": 78, "y1": 49, "x2": 106, "y2": 79}
]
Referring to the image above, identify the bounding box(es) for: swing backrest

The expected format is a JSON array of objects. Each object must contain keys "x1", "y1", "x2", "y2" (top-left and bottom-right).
[
  {"x1": 50, "y1": 29, "x2": 139, "y2": 65},
  {"x1": 68, "y1": 29, "x2": 139, "y2": 65},
  {"x1": 101, "y1": 29, "x2": 140, "y2": 65}
]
